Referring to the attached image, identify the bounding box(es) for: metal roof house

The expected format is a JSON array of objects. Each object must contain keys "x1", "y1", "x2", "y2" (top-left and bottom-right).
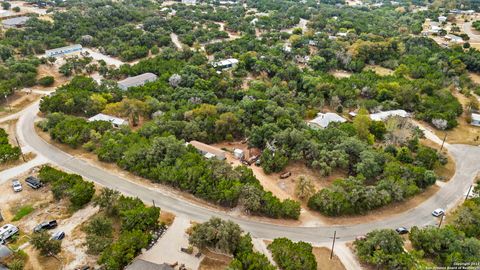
[
  {"x1": 308, "y1": 112, "x2": 346, "y2": 129},
  {"x1": 45, "y1": 44, "x2": 82, "y2": 57},
  {"x1": 2, "y1": 16, "x2": 30, "y2": 28},
  {"x1": 370, "y1": 110, "x2": 409, "y2": 121},
  {"x1": 182, "y1": 0, "x2": 197, "y2": 4},
  {"x1": 126, "y1": 259, "x2": 174, "y2": 270},
  {"x1": 188, "y1": 141, "x2": 226, "y2": 160},
  {"x1": 445, "y1": 34, "x2": 464, "y2": 43},
  {"x1": 211, "y1": 58, "x2": 239, "y2": 70},
  {"x1": 471, "y1": 113, "x2": 480, "y2": 127},
  {"x1": 88, "y1": 113, "x2": 128, "y2": 127},
  {"x1": 118, "y1": 73, "x2": 158, "y2": 90}
]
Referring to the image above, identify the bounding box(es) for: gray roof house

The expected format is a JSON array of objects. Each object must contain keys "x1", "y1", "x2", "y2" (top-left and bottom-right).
[
  {"x1": 45, "y1": 44, "x2": 83, "y2": 57},
  {"x1": 2, "y1": 16, "x2": 30, "y2": 28},
  {"x1": 471, "y1": 113, "x2": 480, "y2": 127},
  {"x1": 118, "y1": 73, "x2": 158, "y2": 90},
  {"x1": 308, "y1": 112, "x2": 346, "y2": 129},
  {"x1": 126, "y1": 259, "x2": 174, "y2": 270},
  {"x1": 0, "y1": 245, "x2": 12, "y2": 260}
]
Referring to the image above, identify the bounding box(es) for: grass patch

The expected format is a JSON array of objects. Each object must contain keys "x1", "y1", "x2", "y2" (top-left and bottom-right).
[{"x1": 12, "y1": 205, "x2": 34, "y2": 221}]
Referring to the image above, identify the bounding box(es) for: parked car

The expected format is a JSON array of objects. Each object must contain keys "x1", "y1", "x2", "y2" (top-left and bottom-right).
[
  {"x1": 395, "y1": 227, "x2": 409, "y2": 234},
  {"x1": 51, "y1": 231, "x2": 65, "y2": 241},
  {"x1": 279, "y1": 171, "x2": 292, "y2": 179},
  {"x1": 25, "y1": 176, "x2": 43, "y2": 189},
  {"x1": 12, "y1": 179, "x2": 22, "y2": 192},
  {"x1": 432, "y1": 208, "x2": 445, "y2": 217},
  {"x1": 33, "y1": 220, "x2": 58, "y2": 233},
  {"x1": 0, "y1": 224, "x2": 19, "y2": 242}
]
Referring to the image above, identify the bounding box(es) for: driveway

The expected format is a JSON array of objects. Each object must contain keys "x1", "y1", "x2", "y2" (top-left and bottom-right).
[{"x1": 15, "y1": 102, "x2": 480, "y2": 244}]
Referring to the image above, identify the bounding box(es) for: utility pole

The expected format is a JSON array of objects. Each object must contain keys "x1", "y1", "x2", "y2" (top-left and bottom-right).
[
  {"x1": 329, "y1": 230, "x2": 340, "y2": 260},
  {"x1": 465, "y1": 185, "x2": 473, "y2": 201},
  {"x1": 438, "y1": 214, "x2": 445, "y2": 228},
  {"x1": 14, "y1": 135, "x2": 25, "y2": 162},
  {"x1": 440, "y1": 132, "x2": 447, "y2": 151}
]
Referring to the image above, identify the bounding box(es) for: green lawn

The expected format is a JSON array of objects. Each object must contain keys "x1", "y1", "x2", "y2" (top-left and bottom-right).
[{"x1": 12, "y1": 205, "x2": 34, "y2": 221}]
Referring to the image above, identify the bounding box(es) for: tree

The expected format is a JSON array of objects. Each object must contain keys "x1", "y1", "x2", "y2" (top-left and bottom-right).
[
  {"x1": 353, "y1": 108, "x2": 373, "y2": 143},
  {"x1": 1, "y1": 2, "x2": 11, "y2": 10},
  {"x1": 84, "y1": 216, "x2": 113, "y2": 254},
  {"x1": 38, "y1": 76, "x2": 55, "y2": 87},
  {"x1": 169, "y1": 74, "x2": 182, "y2": 87},
  {"x1": 93, "y1": 188, "x2": 120, "y2": 216},
  {"x1": 99, "y1": 230, "x2": 150, "y2": 270},
  {"x1": 31, "y1": 231, "x2": 62, "y2": 257},
  {"x1": 189, "y1": 217, "x2": 243, "y2": 254},
  {"x1": 295, "y1": 176, "x2": 315, "y2": 201},
  {"x1": 268, "y1": 238, "x2": 317, "y2": 270}
]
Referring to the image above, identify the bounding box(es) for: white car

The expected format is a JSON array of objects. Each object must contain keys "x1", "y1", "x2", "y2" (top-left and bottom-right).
[
  {"x1": 12, "y1": 179, "x2": 22, "y2": 192},
  {"x1": 432, "y1": 208, "x2": 445, "y2": 217}
]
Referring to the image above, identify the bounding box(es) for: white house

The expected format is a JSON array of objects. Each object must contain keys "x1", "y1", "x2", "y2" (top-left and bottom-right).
[
  {"x1": 308, "y1": 112, "x2": 347, "y2": 129},
  {"x1": 211, "y1": 58, "x2": 239, "y2": 70},
  {"x1": 117, "y1": 73, "x2": 158, "y2": 90},
  {"x1": 438, "y1": 16, "x2": 447, "y2": 23},
  {"x1": 370, "y1": 110, "x2": 409, "y2": 121},
  {"x1": 182, "y1": 0, "x2": 196, "y2": 4},
  {"x1": 88, "y1": 113, "x2": 128, "y2": 127},
  {"x1": 45, "y1": 44, "x2": 82, "y2": 57},
  {"x1": 471, "y1": 113, "x2": 480, "y2": 127},
  {"x1": 233, "y1": 149, "x2": 244, "y2": 160},
  {"x1": 445, "y1": 34, "x2": 464, "y2": 43}
]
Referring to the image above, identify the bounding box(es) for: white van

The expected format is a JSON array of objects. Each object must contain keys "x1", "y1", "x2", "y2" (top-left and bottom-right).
[{"x1": 0, "y1": 224, "x2": 19, "y2": 242}]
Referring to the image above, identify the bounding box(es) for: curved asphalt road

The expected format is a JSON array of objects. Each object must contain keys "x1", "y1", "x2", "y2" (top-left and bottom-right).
[{"x1": 15, "y1": 102, "x2": 480, "y2": 243}]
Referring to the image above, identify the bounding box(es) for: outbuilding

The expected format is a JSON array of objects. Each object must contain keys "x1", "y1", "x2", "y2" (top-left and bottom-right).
[
  {"x1": 211, "y1": 58, "x2": 239, "y2": 70},
  {"x1": 118, "y1": 73, "x2": 158, "y2": 90},
  {"x1": 45, "y1": 44, "x2": 83, "y2": 57},
  {"x1": 369, "y1": 110, "x2": 409, "y2": 121},
  {"x1": 471, "y1": 113, "x2": 480, "y2": 127}
]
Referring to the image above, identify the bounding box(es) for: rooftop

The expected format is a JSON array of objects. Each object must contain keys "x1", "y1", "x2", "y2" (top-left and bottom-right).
[
  {"x1": 2, "y1": 16, "x2": 30, "y2": 26},
  {"x1": 370, "y1": 110, "x2": 409, "y2": 121},
  {"x1": 118, "y1": 73, "x2": 158, "y2": 89},
  {"x1": 472, "y1": 113, "x2": 480, "y2": 121},
  {"x1": 45, "y1": 44, "x2": 82, "y2": 54},
  {"x1": 308, "y1": 112, "x2": 346, "y2": 128},
  {"x1": 88, "y1": 113, "x2": 128, "y2": 126},
  {"x1": 211, "y1": 58, "x2": 239, "y2": 68}
]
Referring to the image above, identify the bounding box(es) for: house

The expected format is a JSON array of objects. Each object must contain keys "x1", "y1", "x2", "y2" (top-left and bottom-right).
[
  {"x1": 211, "y1": 58, "x2": 239, "y2": 70},
  {"x1": 308, "y1": 112, "x2": 347, "y2": 129},
  {"x1": 369, "y1": 110, "x2": 409, "y2": 121},
  {"x1": 88, "y1": 113, "x2": 128, "y2": 127},
  {"x1": 471, "y1": 113, "x2": 480, "y2": 127},
  {"x1": 336, "y1": 32, "x2": 348, "y2": 37},
  {"x1": 45, "y1": 44, "x2": 82, "y2": 57},
  {"x1": 188, "y1": 141, "x2": 226, "y2": 160},
  {"x1": 117, "y1": 73, "x2": 158, "y2": 90},
  {"x1": 2, "y1": 16, "x2": 30, "y2": 28},
  {"x1": 438, "y1": 15, "x2": 447, "y2": 23},
  {"x1": 445, "y1": 34, "x2": 463, "y2": 43},
  {"x1": 428, "y1": 25, "x2": 442, "y2": 34},
  {"x1": 182, "y1": 0, "x2": 196, "y2": 4},
  {"x1": 126, "y1": 259, "x2": 174, "y2": 270}
]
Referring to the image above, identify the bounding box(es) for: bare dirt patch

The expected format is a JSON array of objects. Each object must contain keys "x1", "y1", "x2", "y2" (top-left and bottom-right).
[
  {"x1": 36, "y1": 64, "x2": 69, "y2": 88},
  {"x1": 198, "y1": 249, "x2": 232, "y2": 270},
  {"x1": 0, "y1": 92, "x2": 41, "y2": 118},
  {"x1": 364, "y1": 65, "x2": 394, "y2": 76},
  {"x1": 312, "y1": 246, "x2": 346, "y2": 270},
  {"x1": 329, "y1": 70, "x2": 352, "y2": 79}
]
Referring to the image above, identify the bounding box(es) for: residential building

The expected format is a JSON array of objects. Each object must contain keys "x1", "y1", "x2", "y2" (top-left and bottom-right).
[
  {"x1": 471, "y1": 113, "x2": 480, "y2": 127},
  {"x1": 45, "y1": 44, "x2": 82, "y2": 57},
  {"x1": 126, "y1": 259, "x2": 174, "y2": 270},
  {"x1": 117, "y1": 73, "x2": 158, "y2": 90},
  {"x1": 369, "y1": 109, "x2": 409, "y2": 121},
  {"x1": 438, "y1": 15, "x2": 447, "y2": 23},
  {"x1": 445, "y1": 34, "x2": 464, "y2": 43},
  {"x1": 0, "y1": 245, "x2": 12, "y2": 261},
  {"x1": 308, "y1": 112, "x2": 347, "y2": 129},
  {"x1": 88, "y1": 113, "x2": 128, "y2": 127},
  {"x1": 211, "y1": 58, "x2": 239, "y2": 70},
  {"x1": 2, "y1": 16, "x2": 30, "y2": 28},
  {"x1": 182, "y1": 0, "x2": 196, "y2": 4},
  {"x1": 188, "y1": 141, "x2": 226, "y2": 160}
]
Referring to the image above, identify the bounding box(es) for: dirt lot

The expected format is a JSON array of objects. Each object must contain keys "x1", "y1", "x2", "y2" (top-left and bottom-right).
[
  {"x1": 0, "y1": 92, "x2": 41, "y2": 118},
  {"x1": 329, "y1": 70, "x2": 352, "y2": 79},
  {"x1": 36, "y1": 64, "x2": 70, "y2": 89},
  {"x1": 0, "y1": 167, "x2": 99, "y2": 270},
  {"x1": 364, "y1": 65, "x2": 394, "y2": 76},
  {"x1": 198, "y1": 250, "x2": 232, "y2": 270},
  {"x1": 313, "y1": 247, "x2": 346, "y2": 270},
  {"x1": 429, "y1": 91, "x2": 480, "y2": 146}
]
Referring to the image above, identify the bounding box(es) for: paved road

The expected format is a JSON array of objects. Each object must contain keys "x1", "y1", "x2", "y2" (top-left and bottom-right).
[
  {"x1": 463, "y1": 21, "x2": 480, "y2": 43},
  {"x1": 15, "y1": 102, "x2": 480, "y2": 243}
]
